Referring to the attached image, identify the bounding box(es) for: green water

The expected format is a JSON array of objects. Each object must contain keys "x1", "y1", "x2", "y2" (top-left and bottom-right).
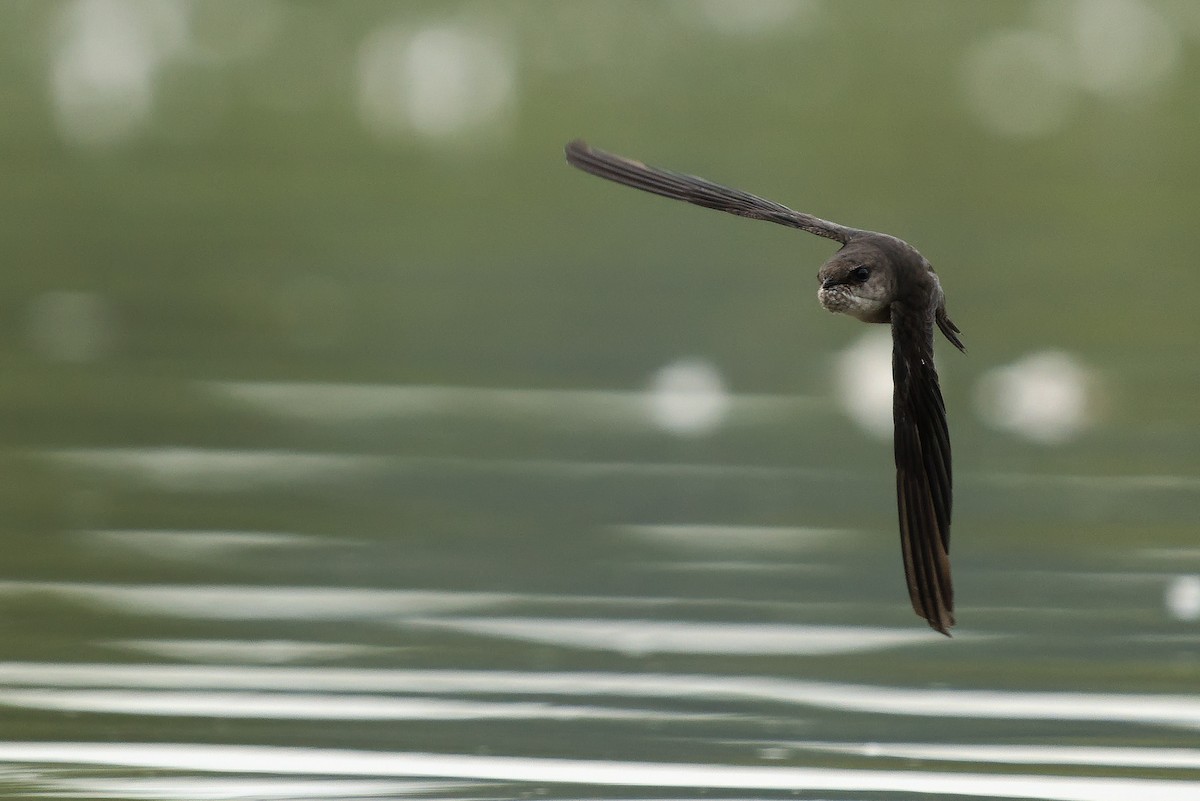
[{"x1": 0, "y1": 2, "x2": 1198, "y2": 799}]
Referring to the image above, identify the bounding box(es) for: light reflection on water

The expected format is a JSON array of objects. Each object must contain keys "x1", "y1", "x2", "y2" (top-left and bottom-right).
[
  {"x1": 78, "y1": 529, "x2": 335, "y2": 560},
  {"x1": 0, "y1": 742, "x2": 1198, "y2": 801},
  {"x1": 33, "y1": 774, "x2": 475, "y2": 801},
  {"x1": 400, "y1": 616, "x2": 940, "y2": 655},
  {"x1": 45, "y1": 441, "x2": 1200, "y2": 498},
  {"x1": 115, "y1": 639, "x2": 395, "y2": 664},
  {"x1": 2, "y1": 662, "x2": 1200, "y2": 729},
  {"x1": 10, "y1": 384, "x2": 1200, "y2": 800},
  {"x1": 0, "y1": 582, "x2": 520, "y2": 620},
  {"x1": 786, "y1": 741, "x2": 1200, "y2": 770},
  {"x1": 0, "y1": 687, "x2": 724, "y2": 722},
  {"x1": 205, "y1": 379, "x2": 817, "y2": 430},
  {"x1": 47, "y1": 447, "x2": 388, "y2": 491}
]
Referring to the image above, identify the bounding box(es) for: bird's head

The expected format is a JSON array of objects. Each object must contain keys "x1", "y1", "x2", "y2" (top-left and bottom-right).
[{"x1": 816, "y1": 240, "x2": 897, "y2": 323}]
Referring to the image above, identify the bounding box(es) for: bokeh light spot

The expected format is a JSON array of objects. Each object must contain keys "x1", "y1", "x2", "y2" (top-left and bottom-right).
[
  {"x1": 961, "y1": 29, "x2": 1075, "y2": 139},
  {"x1": 647, "y1": 359, "x2": 729, "y2": 436},
  {"x1": 1165, "y1": 575, "x2": 1200, "y2": 622},
  {"x1": 50, "y1": 0, "x2": 171, "y2": 147},
  {"x1": 833, "y1": 329, "x2": 894, "y2": 440},
  {"x1": 1066, "y1": 0, "x2": 1181, "y2": 98},
  {"x1": 356, "y1": 23, "x2": 516, "y2": 144},
  {"x1": 974, "y1": 351, "x2": 1095, "y2": 444}
]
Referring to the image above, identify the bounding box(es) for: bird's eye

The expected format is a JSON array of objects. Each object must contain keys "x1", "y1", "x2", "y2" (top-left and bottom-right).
[{"x1": 851, "y1": 266, "x2": 870, "y2": 282}]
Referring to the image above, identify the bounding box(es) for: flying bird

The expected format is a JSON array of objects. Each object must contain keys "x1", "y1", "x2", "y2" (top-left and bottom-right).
[{"x1": 565, "y1": 139, "x2": 965, "y2": 635}]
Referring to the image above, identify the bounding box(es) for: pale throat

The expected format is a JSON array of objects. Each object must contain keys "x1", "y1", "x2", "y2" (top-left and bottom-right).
[{"x1": 817, "y1": 284, "x2": 891, "y2": 323}]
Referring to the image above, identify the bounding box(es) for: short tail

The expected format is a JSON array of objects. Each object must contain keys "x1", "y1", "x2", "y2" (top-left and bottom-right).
[{"x1": 937, "y1": 308, "x2": 966, "y2": 353}]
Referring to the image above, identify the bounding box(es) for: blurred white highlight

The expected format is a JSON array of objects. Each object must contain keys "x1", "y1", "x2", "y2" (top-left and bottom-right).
[
  {"x1": 47, "y1": 447, "x2": 385, "y2": 492},
  {"x1": 50, "y1": 0, "x2": 187, "y2": 147},
  {"x1": 0, "y1": 582, "x2": 513, "y2": 622},
  {"x1": 963, "y1": 1, "x2": 1182, "y2": 138},
  {"x1": 80, "y1": 529, "x2": 326, "y2": 560},
  {"x1": 833, "y1": 329, "x2": 893, "y2": 439},
  {"x1": 797, "y1": 740, "x2": 1200, "y2": 770},
  {"x1": 647, "y1": 359, "x2": 730, "y2": 435},
  {"x1": 1165, "y1": 575, "x2": 1200, "y2": 622},
  {"x1": 116, "y1": 639, "x2": 388, "y2": 665},
  {"x1": 2, "y1": 662, "x2": 1200, "y2": 729},
  {"x1": 49, "y1": 776, "x2": 461, "y2": 800},
  {"x1": 616, "y1": 523, "x2": 854, "y2": 554},
  {"x1": 207, "y1": 380, "x2": 812, "y2": 429},
  {"x1": 1063, "y1": 0, "x2": 1180, "y2": 98},
  {"x1": 962, "y1": 30, "x2": 1075, "y2": 138},
  {"x1": 0, "y1": 688, "x2": 706, "y2": 722},
  {"x1": 404, "y1": 618, "x2": 932, "y2": 656},
  {"x1": 356, "y1": 23, "x2": 516, "y2": 142},
  {"x1": 0, "y1": 742, "x2": 1197, "y2": 800},
  {"x1": 974, "y1": 351, "x2": 1094, "y2": 444},
  {"x1": 40, "y1": 776, "x2": 452, "y2": 801}
]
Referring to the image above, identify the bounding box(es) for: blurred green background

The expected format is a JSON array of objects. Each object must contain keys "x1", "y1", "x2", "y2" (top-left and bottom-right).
[
  {"x1": 4, "y1": 1, "x2": 1198, "y2": 400},
  {"x1": 0, "y1": 0, "x2": 1197, "y2": 592}
]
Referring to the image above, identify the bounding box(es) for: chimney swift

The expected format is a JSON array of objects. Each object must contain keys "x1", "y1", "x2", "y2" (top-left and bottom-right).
[{"x1": 565, "y1": 139, "x2": 965, "y2": 636}]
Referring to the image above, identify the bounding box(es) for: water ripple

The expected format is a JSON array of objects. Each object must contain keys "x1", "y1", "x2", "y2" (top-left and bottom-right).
[
  {"x1": 0, "y1": 689, "x2": 720, "y2": 722},
  {"x1": 788, "y1": 741, "x2": 1200, "y2": 770},
  {"x1": 400, "y1": 617, "x2": 937, "y2": 655},
  {"x1": 0, "y1": 743, "x2": 1194, "y2": 801},
  {"x1": 1, "y1": 663, "x2": 1198, "y2": 730}
]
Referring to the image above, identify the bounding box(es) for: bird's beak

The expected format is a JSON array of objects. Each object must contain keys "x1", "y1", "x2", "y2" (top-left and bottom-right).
[{"x1": 821, "y1": 278, "x2": 842, "y2": 290}]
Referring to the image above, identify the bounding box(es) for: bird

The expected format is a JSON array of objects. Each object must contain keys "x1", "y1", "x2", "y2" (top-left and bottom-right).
[{"x1": 564, "y1": 139, "x2": 965, "y2": 635}]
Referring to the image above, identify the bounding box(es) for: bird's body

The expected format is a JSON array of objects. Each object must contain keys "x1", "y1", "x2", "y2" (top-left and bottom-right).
[{"x1": 565, "y1": 139, "x2": 964, "y2": 635}]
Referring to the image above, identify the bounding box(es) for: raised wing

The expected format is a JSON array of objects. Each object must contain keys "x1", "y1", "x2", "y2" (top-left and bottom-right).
[
  {"x1": 891, "y1": 305, "x2": 955, "y2": 635},
  {"x1": 565, "y1": 140, "x2": 859, "y2": 244}
]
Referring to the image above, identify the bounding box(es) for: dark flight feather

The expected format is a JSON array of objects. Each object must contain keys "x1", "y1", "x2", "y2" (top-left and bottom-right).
[
  {"x1": 891, "y1": 304, "x2": 955, "y2": 635},
  {"x1": 566, "y1": 140, "x2": 859, "y2": 244}
]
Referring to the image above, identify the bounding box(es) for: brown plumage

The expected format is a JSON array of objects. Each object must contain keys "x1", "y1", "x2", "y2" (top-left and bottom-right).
[{"x1": 565, "y1": 139, "x2": 965, "y2": 635}]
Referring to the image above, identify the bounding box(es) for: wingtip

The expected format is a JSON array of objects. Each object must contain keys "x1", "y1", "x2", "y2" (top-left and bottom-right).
[
  {"x1": 925, "y1": 609, "x2": 955, "y2": 637},
  {"x1": 565, "y1": 138, "x2": 590, "y2": 163}
]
